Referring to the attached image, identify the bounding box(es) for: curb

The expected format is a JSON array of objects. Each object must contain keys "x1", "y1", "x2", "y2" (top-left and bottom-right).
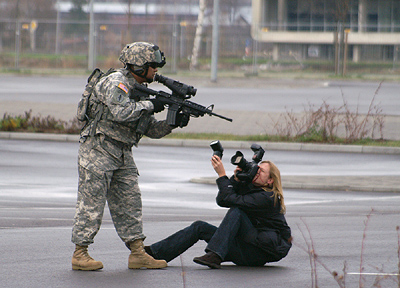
[
  {"x1": 0, "y1": 132, "x2": 80, "y2": 142},
  {"x1": 143, "y1": 138, "x2": 400, "y2": 155},
  {"x1": 190, "y1": 176, "x2": 400, "y2": 193}
]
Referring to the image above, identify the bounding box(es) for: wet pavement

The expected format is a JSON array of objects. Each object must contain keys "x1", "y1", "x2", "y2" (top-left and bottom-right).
[{"x1": 1, "y1": 139, "x2": 400, "y2": 288}]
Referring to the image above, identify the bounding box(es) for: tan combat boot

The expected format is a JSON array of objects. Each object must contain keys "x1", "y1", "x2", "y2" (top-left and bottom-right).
[
  {"x1": 128, "y1": 239, "x2": 167, "y2": 269},
  {"x1": 72, "y1": 245, "x2": 103, "y2": 271}
]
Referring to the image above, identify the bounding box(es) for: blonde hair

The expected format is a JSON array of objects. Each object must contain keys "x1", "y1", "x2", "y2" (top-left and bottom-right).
[{"x1": 261, "y1": 160, "x2": 286, "y2": 214}]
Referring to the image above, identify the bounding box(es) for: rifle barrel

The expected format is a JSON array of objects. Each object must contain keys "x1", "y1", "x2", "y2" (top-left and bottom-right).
[{"x1": 210, "y1": 112, "x2": 233, "y2": 122}]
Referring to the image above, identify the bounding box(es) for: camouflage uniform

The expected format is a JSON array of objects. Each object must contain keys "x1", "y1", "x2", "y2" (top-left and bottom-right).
[{"x1": 72, "y1": 66, "x2": 173, "y2": 246}]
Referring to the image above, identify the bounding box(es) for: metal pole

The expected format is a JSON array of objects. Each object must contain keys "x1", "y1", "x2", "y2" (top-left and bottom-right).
[
  {"x1": 210, "y1": 0, "x2": 220, "y2": 82},
  {"x1": 88, "y1": 0, "x2": 95, "y2": 70},
  {"x1": 15, "y1": 20, "x2": 20, "y2": 69},
  {"x1": 343, "y1": 30, "x2": 349, "y2": 76},
  {"x1": 172, "y1": 21, "x2": 177, "y2": 73},
  {"x1": 171, "y1": 2, "x2": 177, "y2": 73},
  {"x1": 252, "y1": 28, "x2": 258, "y2": 76},
  {"x1": 55, "y1": 0, "x2": 60, "y2": 55},
  {"x1": 180, "y1": 22, "x2": 185, "y2": 60},
  {"x1": 15, "y1": 0, "x2": 20, "y2": 70}
]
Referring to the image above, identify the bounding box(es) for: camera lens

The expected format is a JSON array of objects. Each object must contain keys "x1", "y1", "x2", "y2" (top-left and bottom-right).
[
  {"x1": 232, "y1": 155, "x2": 242, "y2": 165},
  {"x1": 210, "y1": 140, "x2": 224, "y2": 159},
  {"x1": 231, "y1": 151, "x2": 248, "y2": 169}
]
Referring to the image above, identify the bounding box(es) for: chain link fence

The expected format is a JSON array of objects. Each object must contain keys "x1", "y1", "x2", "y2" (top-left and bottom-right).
[
  {"x1": 1, "y1": 18, "x2": 399, "y2": 75},
  {"x1": 0, "y1": 18, "x2": 253, "y2": 72}
]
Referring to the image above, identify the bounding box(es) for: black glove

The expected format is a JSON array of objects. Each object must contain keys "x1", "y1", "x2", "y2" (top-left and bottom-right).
[
  {"x1": 150, "y1": 98, "x2": 165, "y2": 113},
  {"x1": 174, "y1": 112, "x2": 190, "y2": 128}
]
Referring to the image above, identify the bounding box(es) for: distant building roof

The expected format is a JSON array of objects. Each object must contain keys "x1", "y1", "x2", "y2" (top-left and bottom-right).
[
  {"x1": 57, "y1": 1, "x2": 251, "y2": 25},
  {"x1": 58, "y1": 2, "x2": 197, "y2": 16}
]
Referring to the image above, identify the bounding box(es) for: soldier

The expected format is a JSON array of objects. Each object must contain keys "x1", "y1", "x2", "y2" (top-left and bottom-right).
[{"x1": 71, "y1": 42, "x2": 189, "y2": 271}]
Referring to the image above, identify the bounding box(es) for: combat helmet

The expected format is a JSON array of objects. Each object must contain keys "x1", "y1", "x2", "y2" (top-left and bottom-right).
[{"x1": 119, "y1": 42, "x2": 166, "y2": 69}]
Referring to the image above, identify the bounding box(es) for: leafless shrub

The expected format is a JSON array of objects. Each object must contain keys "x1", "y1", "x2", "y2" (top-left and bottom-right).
[
  {"x1": 294, "y1": 218, "x2": 346, "y2": 288},
  {"x1": 341, "y1": 83, "x2": 384, "y2": 142},
  {"x1": 358, "y1": 209, "x2": 373, "y2": 288},
  {"x1": 295, "y1": 209, "x2": 400, "y2": 288},
  {"x1": 269, "y1": 82, "x2": 386, "y2": 143}
]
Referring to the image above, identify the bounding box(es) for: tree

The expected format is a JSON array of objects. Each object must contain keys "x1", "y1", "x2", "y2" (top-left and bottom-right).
[
  {"x1": 121, "y1": 0, "x2": 133, "y2": 46},
  {"x1": 334, "y1": 0, "x2": 350, "y2": 25},
  {"x1": 333, "y1": 0, "x2": 351, "y2": 75},
  {"x1": 65, "y1": 0, "x2": 89, "y2": 35},
  {"x1": 190, "y1": 0, "x2": 206, "y2": 71}
]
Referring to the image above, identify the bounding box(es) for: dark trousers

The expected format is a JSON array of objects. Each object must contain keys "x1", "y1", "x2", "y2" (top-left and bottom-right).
[{"x1": 150, "y1": 208, "x2": 270, "y2": 266}]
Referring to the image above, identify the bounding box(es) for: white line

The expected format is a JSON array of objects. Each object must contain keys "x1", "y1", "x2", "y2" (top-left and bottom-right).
[{"x1": 347, "y1": 272, "x2": 399, "y2": 276}]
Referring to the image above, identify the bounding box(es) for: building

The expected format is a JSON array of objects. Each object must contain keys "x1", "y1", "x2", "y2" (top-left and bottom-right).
[{"x1": 251, "y1": 0, "x2": 400, "y2": 63}]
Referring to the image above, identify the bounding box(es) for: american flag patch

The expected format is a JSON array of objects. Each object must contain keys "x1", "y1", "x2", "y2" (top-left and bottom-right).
[{"x1": 118, "y1": 83, "x2": 128, "y2": 94}]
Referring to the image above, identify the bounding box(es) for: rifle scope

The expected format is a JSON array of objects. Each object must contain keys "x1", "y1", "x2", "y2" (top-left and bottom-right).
[{"x1": 154, "y1": 74, "x2": 197, "y2": 99}]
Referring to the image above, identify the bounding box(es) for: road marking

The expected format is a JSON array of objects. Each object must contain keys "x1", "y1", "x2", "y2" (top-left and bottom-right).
[{"x1": 347, "y1": 272, "x2": 399, "y2": 276}]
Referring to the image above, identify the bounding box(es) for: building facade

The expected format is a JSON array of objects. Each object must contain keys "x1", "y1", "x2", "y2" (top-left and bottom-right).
[{"x1": 251, "y1": 0, "x2": 400, "y2": 62}]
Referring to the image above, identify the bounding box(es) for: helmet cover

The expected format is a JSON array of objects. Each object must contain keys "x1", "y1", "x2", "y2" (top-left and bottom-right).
[{"x1": 119, "y1": 42, "x2": 166, "y2": 68}]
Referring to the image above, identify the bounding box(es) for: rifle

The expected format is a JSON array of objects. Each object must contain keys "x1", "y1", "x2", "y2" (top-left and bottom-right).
[{"x1": 133, "y1": 74, "x2": 233, "y2": 127}]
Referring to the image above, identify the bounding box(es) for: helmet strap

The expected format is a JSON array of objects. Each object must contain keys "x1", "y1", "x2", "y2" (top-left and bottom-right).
[{"x1": 128, "y1": 64, "x2": 152, "y2": 83}]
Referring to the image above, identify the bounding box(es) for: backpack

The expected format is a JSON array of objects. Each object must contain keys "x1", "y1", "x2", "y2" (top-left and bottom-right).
[
  {"x1": 77, "y1": 68, "x2": 104, "y2": 122},
  {"x1": 77, "y1": 68, "x2": 115, "y2": 122}
]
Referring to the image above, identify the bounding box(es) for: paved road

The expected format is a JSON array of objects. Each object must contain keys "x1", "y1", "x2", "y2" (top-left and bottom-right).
[
  {"x1": 1, "y1": 74, "x2": 400, "y2": 287},
  {"x1": 2, "y1": 75, "x2": 399, "y2": 115},
  {"x1": 1, "y1": 139, "x2": 400, "y2": 287},
  {"x1": 1, "y1": 75, "x2": 400, "y2": 139}
]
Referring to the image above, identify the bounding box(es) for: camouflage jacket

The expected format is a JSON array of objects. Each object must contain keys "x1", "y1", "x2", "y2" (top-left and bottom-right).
[{"x1": 81, "y1": 68, "x2": 173, "y2": 146}]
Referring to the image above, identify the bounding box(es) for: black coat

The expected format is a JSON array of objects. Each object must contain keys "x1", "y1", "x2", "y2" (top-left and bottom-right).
[{"x1": 216, "y1": 176, "x2": 292, "y2": 261}]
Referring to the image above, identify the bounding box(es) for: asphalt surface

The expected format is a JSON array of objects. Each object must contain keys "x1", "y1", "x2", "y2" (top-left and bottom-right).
[
  {"x1": 1, "y1": 75, "x2": 400, "y2": 287},
  {"x1": 1, "y1": 139, "x2": 400, "y2": 288}
]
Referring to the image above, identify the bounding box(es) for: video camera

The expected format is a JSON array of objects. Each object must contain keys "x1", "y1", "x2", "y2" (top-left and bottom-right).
[{"x1": 210, "y1": 141, "x2": 265, "y2": 182}]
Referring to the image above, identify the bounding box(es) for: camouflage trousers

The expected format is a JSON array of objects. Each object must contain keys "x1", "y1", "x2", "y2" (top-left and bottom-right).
[{"x1": 71, "y1": 134, "x2": 145, "y2": 246}]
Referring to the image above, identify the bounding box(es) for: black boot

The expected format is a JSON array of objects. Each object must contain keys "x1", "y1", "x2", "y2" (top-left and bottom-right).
[{"x1": 193, "y1": 252, "x2": 222, "y2": 269}]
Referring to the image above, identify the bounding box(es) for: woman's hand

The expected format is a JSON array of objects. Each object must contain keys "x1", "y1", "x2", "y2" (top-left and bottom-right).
[
  {"x1": 233, "y1": 166, "x2": 242, "y2": 182},
  {"x1": 211, "y1": 155, "x2": 226, "y2": 178}
]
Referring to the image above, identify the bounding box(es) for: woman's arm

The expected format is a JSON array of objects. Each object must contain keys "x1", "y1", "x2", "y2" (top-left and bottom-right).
[{"x1": 211, "y1": 155, "x2": 226, "y2": 177}]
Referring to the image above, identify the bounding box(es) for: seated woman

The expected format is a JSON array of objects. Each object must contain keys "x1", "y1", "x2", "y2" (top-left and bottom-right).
[{"x1": 145, "y1": 155, "x2": 292, "y2": 269}]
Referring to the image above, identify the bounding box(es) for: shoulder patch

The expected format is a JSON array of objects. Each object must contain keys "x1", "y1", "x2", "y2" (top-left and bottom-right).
[
  {"x1": 118, "y1": 83, "x2": 129, "y2": 94},
  {"x1": 111, "y1": 85, "x2": 129, "y2": 105}
]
